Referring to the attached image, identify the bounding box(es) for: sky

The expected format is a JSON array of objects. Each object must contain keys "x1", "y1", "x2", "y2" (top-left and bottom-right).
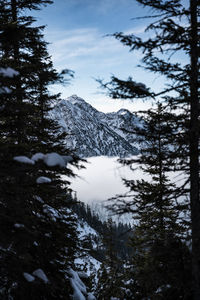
[
  {"x1": 33, "y1": 1, "x2": 188, "y2": 207},
  {"x1": 33, "y1": 0, "x2": 163, "y2": 113}
]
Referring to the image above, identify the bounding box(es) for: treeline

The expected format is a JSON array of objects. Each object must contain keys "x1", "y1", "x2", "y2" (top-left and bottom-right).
[{"x1": 72, "y1": 201, "x2": 133, "y2": 261}]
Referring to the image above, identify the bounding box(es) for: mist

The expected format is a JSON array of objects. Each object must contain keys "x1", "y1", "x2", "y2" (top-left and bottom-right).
[
  {"x1": 70, "y1": 156, "x2": 136, "y2": 204},
  {"x1": 69, "y1": 155, "x2": 186, "y2": 204}
]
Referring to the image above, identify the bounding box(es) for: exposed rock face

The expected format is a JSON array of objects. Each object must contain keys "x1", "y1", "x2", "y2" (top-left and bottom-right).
[{"x1": 51, "y1": 95, "x2": 139, "y2": 157}]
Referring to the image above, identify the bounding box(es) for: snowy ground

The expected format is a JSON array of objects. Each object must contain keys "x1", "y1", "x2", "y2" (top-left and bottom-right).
[{"x1": 75, "y1": 219, "x2": 101, "y2": 278}]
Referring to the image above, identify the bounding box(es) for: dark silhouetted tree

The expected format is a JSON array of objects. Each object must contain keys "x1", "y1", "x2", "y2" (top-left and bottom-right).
[
  {"x1": 0, "y1": 1, "x2": 79, "y2": 299},
  {"x1": 98, "y1": 0, "x2": 199, "y2": 297}
]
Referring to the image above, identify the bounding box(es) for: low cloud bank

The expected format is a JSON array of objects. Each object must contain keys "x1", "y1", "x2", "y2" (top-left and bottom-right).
[{"x1": 70, "y1": 156, "x2": 136, "y2": 203}]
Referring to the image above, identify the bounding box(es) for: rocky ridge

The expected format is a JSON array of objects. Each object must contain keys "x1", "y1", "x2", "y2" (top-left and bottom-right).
[{"x1": 51, "y1": 95, "x2": 139, "y2": 157}]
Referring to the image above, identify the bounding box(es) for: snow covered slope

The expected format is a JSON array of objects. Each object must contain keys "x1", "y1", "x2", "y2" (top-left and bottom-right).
[
  {"x1": 51, "y1": 95, "x2": 139, "y2": 158},
  {"x1": 75, "y1": 219, "x2": 101, "y2": 278}
]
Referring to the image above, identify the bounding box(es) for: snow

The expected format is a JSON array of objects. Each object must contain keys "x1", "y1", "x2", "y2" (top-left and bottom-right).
[
  {"x1": 14, "y1": 153, "x2": 72, "y2": 169},
  {"x1": 75, "y1": 256, "x2": 101, "y2": 278},
  {"x1": 51, "y1": 95, "x2": 139, "y2": 158},
  {"x1": 33, "y1": 195, "x2": 44, "y2": 203},
  {"x1": 44, "y1": 233, "x2": 51, "y2": 237},
  {"x1": 32, "y1": 152, "x2": 71, "y2": 167},
  {"x1": 3, "y1": 87, "x2": 12, "y2": 93},
  {"x1": 32, "y1": 269, "x2": 48, "y2": 283},
  {"x1": 36, "y1": 177, "x2": 52, "y2": 184},
  {"x1": 0, "y1": 67, "x2": 19, "y2": 77},
  {"x1": 74, "y1": 218, "x2": 101, "y2": 280},
  {"x1": 67, "y1": 95, "x2": 85, "y2": 105},
  {"x1": 87, "y1": 294, "x2": 96, "y2": 300},
  {"x1": 155, "y1": 285, "x2": 171, "y2": 294},
  {"x1": 31, "y1": 152, "x2": 45, "y2": 162},
  {"x1": 68, "y1": 268, "x2": 87, "y2": 300},
  {"x1": 70, "y1": 285, "x2": 85, "y2": 300},
  {"x1": 14, "y1": 223, "x2": 25, "y2": 228},
  {"x1": 43, "y1": 204, "x2": 59, "y2": 222},
  {"x1": 118, "y1": 109, "x2": 128, "y2": 116},
  {"x1": 13, "y1": 156, "x2": 35, "y2": 165},
  {"x1": 43, "y1": 152, "x2": 66, "y2": 168},
  {"x1": 23, "y1": 272, "x2": 35, "y2": 282},
  {"x1": 0, "y1": 86, "x2": 12, "y2": 94},
  {"x1": 77, "y1": 221, "x2": 98, "y2": 240},
  {"x1": 62, "y1": 155, "x2": 73, "y2": 163},
  {"x1": 77, "y1": 272, "x2": 88, "y2": 279}
]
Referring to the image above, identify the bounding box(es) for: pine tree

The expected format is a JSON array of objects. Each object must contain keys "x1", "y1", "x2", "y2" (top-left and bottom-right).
[
  {"x1": 96, "y1": 218, "x2": 126, "y2": 299},
  {"x1": 0, "y1": 1, "x2": 79, "y2": 299},
  {"x1": 108, "y1": 104, "x2": 192, "y2": 298},
  {"x1": 98, "y1": 0, "x2": 199, "y2": 296},
  {"x1": 188, "y1": 1, "x2": 200, "y2": 298}
]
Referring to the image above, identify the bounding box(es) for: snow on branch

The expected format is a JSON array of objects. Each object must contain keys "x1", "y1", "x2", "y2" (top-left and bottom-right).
[
  {"x1": 23, "y1": 272, "x2": 35, "y2": 282},
  {"x1": 13, "y1": 156, "x2": 35, "y2": 165},
  {"x1": 13, "y1": 152, "x2": 73, "y2": 168},
  {"x1": 0, "y1": 87, "x2": 12, "y2": 94},
  {"x1": 0, "y1": 67, "x2": 19, "y2": 77},
  {"x1": 67, "y1": 268, "x2": 96, "y2": 300},
  {"x1": 32, "y1": 269, "x2": 49, "y2": 283},
  {"x1": 36, "y1": 177, "x2": 52, "y2": 184}
]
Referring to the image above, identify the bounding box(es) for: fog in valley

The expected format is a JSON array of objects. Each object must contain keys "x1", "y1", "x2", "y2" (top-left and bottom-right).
[
  {"x1": 70, "y1": 156, "x2": 134, "y2": 204},
  {"x1": 68, "y1": 156, "x2": 188, "y2": 223}
]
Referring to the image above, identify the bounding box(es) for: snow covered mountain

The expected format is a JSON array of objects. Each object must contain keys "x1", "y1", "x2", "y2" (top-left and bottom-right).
[{"x1": 51, "y1": 95, "x2": 139, "y2": 158}]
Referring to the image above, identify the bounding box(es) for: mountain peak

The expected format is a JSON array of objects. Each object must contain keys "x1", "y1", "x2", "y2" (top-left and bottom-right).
[
  {"x1": 67, "y1": 95, "x2": 86, "y2": 104},
  {"x1": 51, "y1": 95, "x2": 139, "y2": 158},
  {"x1": 59, "y1": 95, "x2": 86, "y2": 108},
  {"x1": 117, "y1": 108, "x2": 131, "y2": 115}
]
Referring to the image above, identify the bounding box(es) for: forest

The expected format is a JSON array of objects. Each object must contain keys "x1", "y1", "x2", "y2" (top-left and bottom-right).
[{"x1": 0, "y1": 0, "x2": 199, "y2": 299}]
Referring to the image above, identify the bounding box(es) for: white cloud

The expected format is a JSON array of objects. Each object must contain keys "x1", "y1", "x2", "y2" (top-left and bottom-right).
[
  {"x1": 69, "y1": 156, "x2": 149, "y2": 204},
  {"x1": 93, "y1": 0, "x2": 132, "y2": 14},
  {"x1": 47, "y1": 27, "x2": 131, "y2": 65},
  {"x1": 45, "y1": 26, "x2": 163, "y2": 111},
  {"x1": 89, "y1": 95, "x2": 154, "y2": 113},
  {"x1": 45, "y1": 25, "x2": 158, "y2": 113},
  {"x1": 65, "y1": 0, "x2": 133, "y2": 15},
  {"x1": 69, "y1": 156, "x2": 132, "y2": 203}
]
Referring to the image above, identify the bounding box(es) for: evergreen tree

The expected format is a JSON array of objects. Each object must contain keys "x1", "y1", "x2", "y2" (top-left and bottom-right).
[
  {"x1": 96, "y1": 218, "x2": 127, "y2": 299},
  {"x1": 0, "y1": 1, "x2": 79, "y2": 299},
  {"x1": 109, "y1": 104, "x2": 192, "y2": 299},
  {"x1": 98, "y1": 0, "x2": 199, "y2": 296}
]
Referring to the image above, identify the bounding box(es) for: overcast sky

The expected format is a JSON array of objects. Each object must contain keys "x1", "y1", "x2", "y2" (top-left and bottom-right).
[{"x1": 33, "y1": 0, "x2": 166, "y2": 112}]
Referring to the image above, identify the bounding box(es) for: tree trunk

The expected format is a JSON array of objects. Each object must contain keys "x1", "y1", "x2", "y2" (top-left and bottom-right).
[
  {"x1": 11, "y1": 0, "x2": 23, "y2": 145},
  {"x1": 189, "y1": 0, "x2": 200, "y2": 299}
]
